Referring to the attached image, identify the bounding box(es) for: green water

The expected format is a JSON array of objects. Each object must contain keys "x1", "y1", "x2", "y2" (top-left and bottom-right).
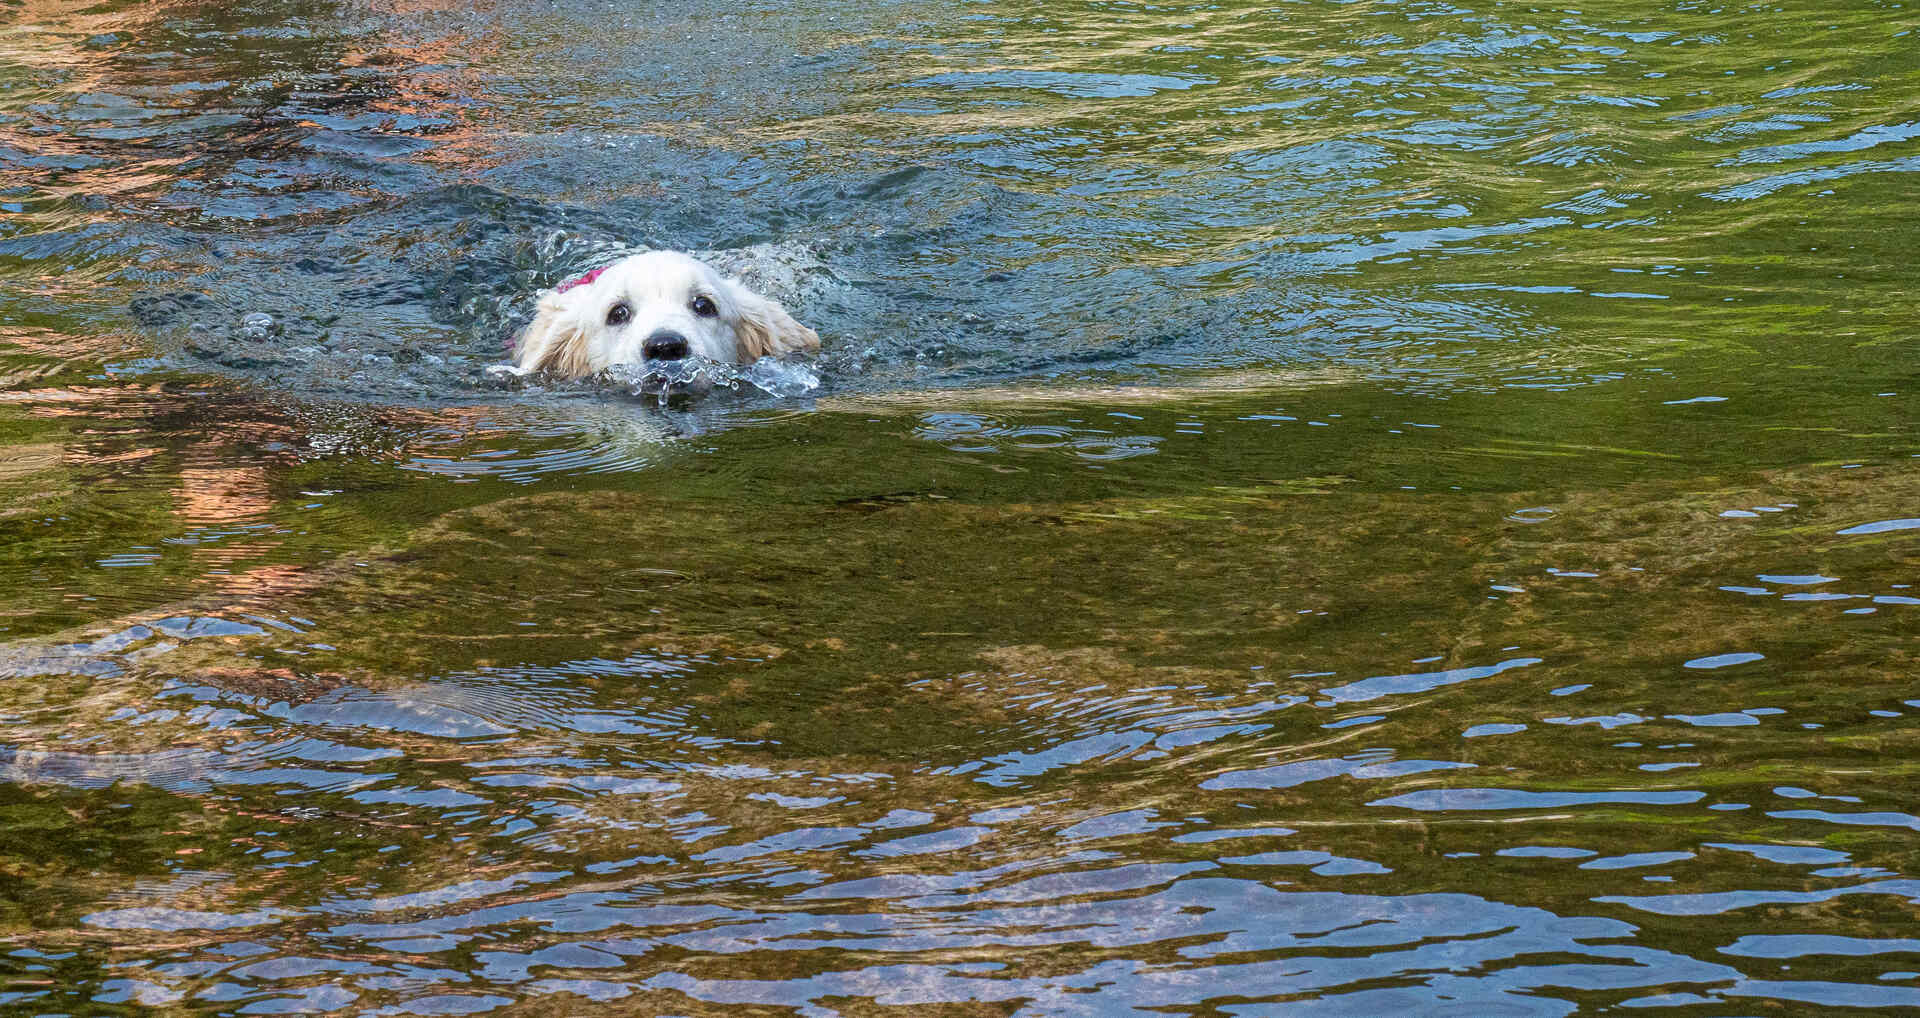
[{"x1": 0, "y1": 0, "x2": 1916, "y2": 1012}]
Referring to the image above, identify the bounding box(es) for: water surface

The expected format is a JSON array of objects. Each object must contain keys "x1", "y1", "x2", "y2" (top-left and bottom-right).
[{"x1": 1, "y1": 0, "x2": 1917, "y2": 1013}]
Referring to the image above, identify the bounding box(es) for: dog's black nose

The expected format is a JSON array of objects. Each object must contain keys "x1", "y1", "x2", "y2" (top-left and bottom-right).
[{"x1": 642, "y1": 330, "x2": 690, "y2": 361}]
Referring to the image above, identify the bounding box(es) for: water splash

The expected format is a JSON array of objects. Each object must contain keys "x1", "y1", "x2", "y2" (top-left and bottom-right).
[{"x1": 602, "y1": 357, "x2": 822, "y2": 399}]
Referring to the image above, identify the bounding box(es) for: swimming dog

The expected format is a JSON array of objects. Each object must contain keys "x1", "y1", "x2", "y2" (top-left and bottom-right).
[{"x1": 512, "y1": 250, "x2": 817, "y2": 378}]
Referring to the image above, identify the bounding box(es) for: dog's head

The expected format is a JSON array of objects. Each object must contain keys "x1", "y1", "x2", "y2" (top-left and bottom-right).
[{"x1": 512, "y1": 250, "x2": 818, "y2": 378}]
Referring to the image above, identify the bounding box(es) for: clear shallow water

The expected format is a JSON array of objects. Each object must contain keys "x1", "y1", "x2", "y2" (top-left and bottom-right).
[{"x1": 1, "y1": 0, "x2": 1917, "y2": 1013}]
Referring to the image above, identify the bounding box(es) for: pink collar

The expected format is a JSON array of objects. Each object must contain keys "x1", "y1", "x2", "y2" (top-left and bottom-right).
[
  {"x1": 555, "y1": 265, "x2": 606, "y2": 293},
  {"x1": 510, "y1": 265, "x2": 607, "y2": 353}
]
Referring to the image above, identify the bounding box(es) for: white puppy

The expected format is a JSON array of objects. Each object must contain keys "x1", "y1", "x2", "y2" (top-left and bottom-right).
[{"x1": 512, "y1": 250, "x2": 818, "y2": 378}]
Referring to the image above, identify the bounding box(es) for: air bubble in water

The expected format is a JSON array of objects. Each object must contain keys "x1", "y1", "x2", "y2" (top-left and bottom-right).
[{"x1": 239, "y1": 312, "x2": 275, "y2": 341}]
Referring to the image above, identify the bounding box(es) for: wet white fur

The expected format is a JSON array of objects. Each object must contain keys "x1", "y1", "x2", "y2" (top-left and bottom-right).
[{"x1": 512, "y1": 250, "x2": 817, "y2": 378}]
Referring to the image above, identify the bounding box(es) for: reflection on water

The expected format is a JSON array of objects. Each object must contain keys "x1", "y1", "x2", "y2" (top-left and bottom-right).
[
  {"x1": 2, "y1": 0, "x2": 1918, "y2": 1012},
  {"x1": 9, "y1": 0, "x2": 1914, "y2": 397},
  {"x1": 1, "y1": 390, "x2": 1914, "y2": 1012}
]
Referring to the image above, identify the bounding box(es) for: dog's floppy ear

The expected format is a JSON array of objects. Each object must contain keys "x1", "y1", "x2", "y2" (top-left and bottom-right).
[
  {"x1": 513, "y1": 291, "x2": 594, "y2": 378},
  {"x1": 728, "y1": 281, "x2": 819, "y2": 362}
]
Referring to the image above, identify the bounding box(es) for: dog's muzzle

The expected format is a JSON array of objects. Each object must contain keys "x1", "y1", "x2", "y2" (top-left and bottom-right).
[{"x1": 643, "y1": 330, "x2": 690, "y2": 361}]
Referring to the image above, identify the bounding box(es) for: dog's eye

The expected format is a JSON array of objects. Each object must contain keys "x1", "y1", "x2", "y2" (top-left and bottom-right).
[
  {"x1": 606, "y1": 301, "x2": 631, "y2": 326},
  {"x1": 690, "y1": 295, "x2": 717, "y2": 318}
]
